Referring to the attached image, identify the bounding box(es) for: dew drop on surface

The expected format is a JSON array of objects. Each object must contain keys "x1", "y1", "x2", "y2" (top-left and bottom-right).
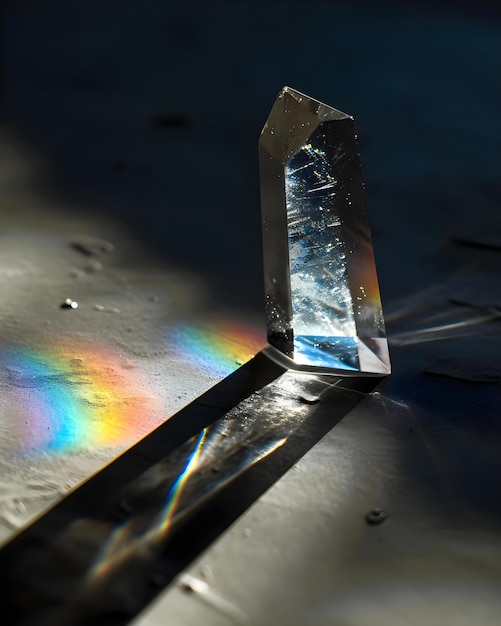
[
  {"x1": 298, "y1": 393, "x2": 321, "y2": 405},
  {"x1": 365, "y1": 508, "x2": 387, "y2": 525},
  {"x1": 61, "y1": 298, "x2": 78, "y2": 309},
  {"x1": 179, "y1": 575, "x2": 208, "y2": 595}
]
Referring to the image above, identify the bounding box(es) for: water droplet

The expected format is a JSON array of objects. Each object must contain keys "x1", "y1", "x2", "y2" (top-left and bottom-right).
[
  {"x1": 178, "y1": 574, "x2": 248, "y2": 623},
  {"x1": 243, "y1": 528, "x2": 252, "y2": 538},
  {"x1": 61, "y1": 298, "x2": 78, "y2": 309},
  {"x1": 298, "y1": 393, "x2": 320, "y2": 404},
  {"x1": 365, "y1": 508, "x2": 387, "y2": 525},
  {"x1": 179, "y1": 577, "x2": 203, "y2": 594}
]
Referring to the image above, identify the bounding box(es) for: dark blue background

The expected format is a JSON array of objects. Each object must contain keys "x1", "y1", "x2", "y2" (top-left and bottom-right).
[{"x1": 4, "y1": 0, "x2": 501, "y2": 311}]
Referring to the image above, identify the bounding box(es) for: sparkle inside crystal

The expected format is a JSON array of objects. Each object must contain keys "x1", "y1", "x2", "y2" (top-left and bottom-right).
[{"x1": 259, "y1": 86, "x2": 390, "y2": 374}]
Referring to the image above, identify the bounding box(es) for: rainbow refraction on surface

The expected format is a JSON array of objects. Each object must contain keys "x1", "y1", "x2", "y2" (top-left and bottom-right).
[
  {"x1": 2, "y1": 321, "x2": 265, "y2": 457},
  {"x1": 1, "y1": 341, "x2": 162, "y2": 455},
  {"x1": 167, "y1": 320, "x2": 266, "y2": 377},
  {"x1": 88, "y1": 424, "x2": 287, "y2": 584},
  {"x1": 89, "y1": 428, "x2": 208, "y2": 583},
  {"x1": 158, "y1": 427, "x2": 208, "y2": 533}
]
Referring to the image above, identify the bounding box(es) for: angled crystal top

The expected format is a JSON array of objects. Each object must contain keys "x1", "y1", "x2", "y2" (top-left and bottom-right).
[{"x1": 259, "y1": 87, "x2": 390, "y2": 375}]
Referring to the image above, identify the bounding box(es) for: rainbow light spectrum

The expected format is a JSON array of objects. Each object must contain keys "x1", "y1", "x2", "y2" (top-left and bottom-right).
[
  {"x1": 1, "y1": 321, "x2": 265, "y2": 458},
  {"x1": 167, "y1": 320, "x2": 266, "y2": 378},
  {"x1": 2, "y1": 341, "x2": 162, "y2": 455}
]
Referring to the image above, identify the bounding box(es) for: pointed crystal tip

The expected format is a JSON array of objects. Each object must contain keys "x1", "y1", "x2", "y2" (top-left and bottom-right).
[{"x1": 259, "y1": 87, "x2": 390, "y2": 376}]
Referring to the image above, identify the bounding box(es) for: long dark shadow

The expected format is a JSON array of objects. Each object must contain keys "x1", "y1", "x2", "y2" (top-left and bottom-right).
[{"x1": 0, "y1": 351, "x2": 378, "y2": 625}]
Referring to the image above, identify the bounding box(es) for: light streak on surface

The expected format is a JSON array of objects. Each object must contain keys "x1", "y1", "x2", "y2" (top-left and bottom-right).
[
  {"x1": 88, "y1": 428, "x2": 286, "y2": 585},
  {"x1": 390, "y1": 312, "x2": 500, "y2": 346},
  {"x1": 89, "y1": 428, "x2": 208, "y2": 583}
]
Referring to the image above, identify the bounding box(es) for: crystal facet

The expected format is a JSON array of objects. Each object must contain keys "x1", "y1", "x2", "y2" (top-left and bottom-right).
[{"x1": 259, "y1": 87, "x2": 390, "y2": 375}]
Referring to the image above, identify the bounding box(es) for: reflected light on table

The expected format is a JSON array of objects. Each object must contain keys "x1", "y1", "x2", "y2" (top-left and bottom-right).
[
  {"x1": 88, "y1": 426, "x2": 285, "y2": 585},
  {"x1": 166, "y1": 320, "x2": 266, "y2": 377},
  {"x1": 1, "y1": 341, "x2": 162, "y2": 455},
  {"x1": 89, "y1": 428, "x2": 208, "y2": 583},
  {"x1": 0, "y1": 318, "x2": 268, "y2": 546}
]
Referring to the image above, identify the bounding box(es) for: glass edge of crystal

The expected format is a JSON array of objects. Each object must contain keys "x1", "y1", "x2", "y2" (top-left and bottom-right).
[{"x1": 262, "y1": 345, "x2": 390, "y2": 378}]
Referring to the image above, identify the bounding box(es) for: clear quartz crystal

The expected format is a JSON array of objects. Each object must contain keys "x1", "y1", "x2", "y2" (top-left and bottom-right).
[{"x1": 259, "y1": 86, "x2": 390, "y2": 374}]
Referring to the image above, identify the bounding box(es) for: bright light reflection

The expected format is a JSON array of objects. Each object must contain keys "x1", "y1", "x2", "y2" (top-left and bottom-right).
[{"x1": 88, "y1": 428, "x2": 286, "y2": 585}]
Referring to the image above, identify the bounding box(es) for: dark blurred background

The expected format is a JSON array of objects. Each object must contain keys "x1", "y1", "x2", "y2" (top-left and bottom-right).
[{"x1": 2, "y1": 0, "x2": 501, "y2": 312}]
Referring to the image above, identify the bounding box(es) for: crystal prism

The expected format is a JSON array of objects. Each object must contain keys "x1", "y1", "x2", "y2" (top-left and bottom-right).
[{"x1": 259, "y1": 87, "x2": 390, "y2": 375}]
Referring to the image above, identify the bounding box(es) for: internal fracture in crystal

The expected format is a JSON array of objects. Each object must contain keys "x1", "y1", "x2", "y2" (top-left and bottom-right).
[{"x1": 259, "y1": 87, "x2": 390, "y2": 374}]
